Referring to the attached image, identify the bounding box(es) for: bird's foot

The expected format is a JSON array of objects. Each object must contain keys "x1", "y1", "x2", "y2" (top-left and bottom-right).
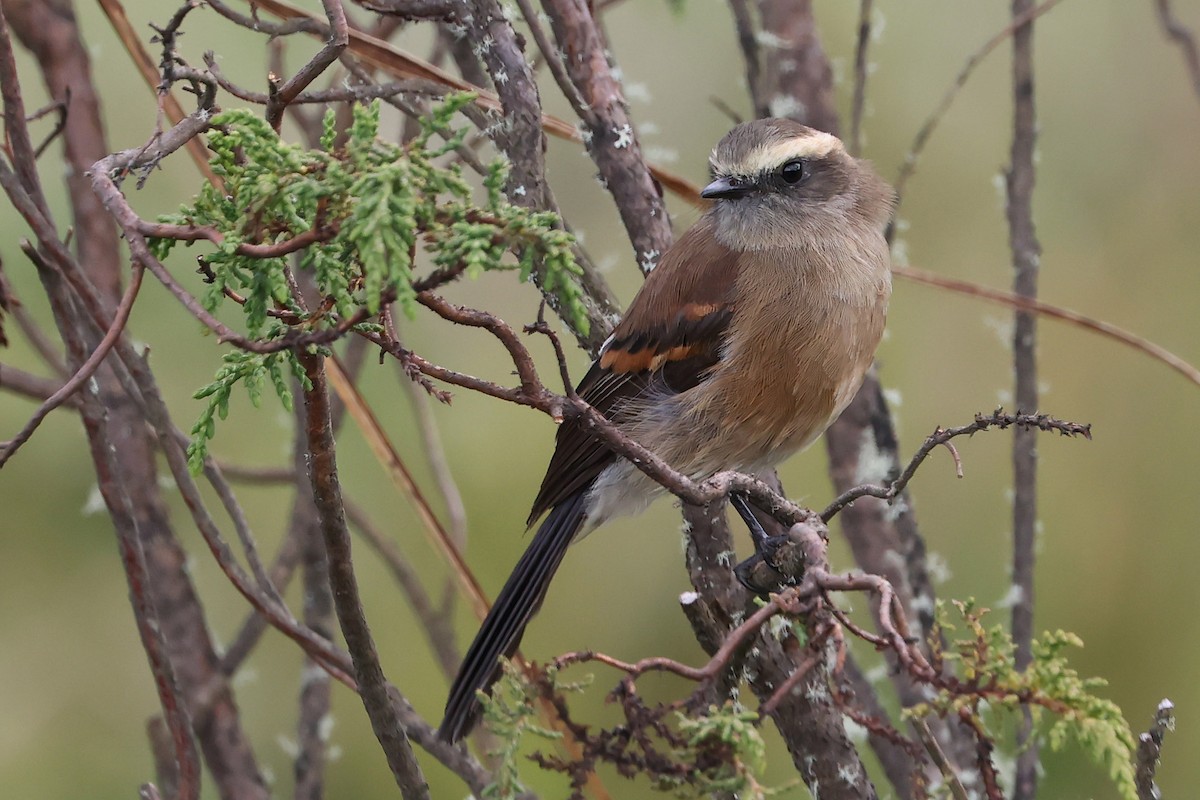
[{"x1": 733, "y1": 531, "x2": 807, "y2": 597}]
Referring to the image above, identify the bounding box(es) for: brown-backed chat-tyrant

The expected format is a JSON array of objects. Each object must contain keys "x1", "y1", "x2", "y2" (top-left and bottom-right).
[{"x1": 440, "y1": 119, "x2": 895, "y2": 742}]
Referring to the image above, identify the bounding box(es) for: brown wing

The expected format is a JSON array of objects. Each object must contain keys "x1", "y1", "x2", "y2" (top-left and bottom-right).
[{"x1": 527, "y1": 215, "x2": 742, "y2": 524}]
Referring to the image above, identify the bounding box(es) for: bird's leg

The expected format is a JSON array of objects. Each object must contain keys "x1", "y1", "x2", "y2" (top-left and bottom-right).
[
  {"x1": 730, "y1": 493, "x2": 770, "y2": 549},
  {"x1": 729, "y1": 493, "x2": 806, "y2": 596}
]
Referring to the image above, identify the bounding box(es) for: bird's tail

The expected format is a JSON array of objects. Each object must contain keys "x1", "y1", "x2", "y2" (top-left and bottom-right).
[{"x1": 438, "y1": 490, "x2": 590, "y2": 742}]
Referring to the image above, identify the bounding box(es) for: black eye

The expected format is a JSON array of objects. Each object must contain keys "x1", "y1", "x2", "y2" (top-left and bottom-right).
[{"x1": 780, "y1": 159, "x2": 805, "y2": 184}]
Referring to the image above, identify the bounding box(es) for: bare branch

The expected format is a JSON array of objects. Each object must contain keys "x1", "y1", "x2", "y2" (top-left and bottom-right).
[
  {"x1": 297, "y1": 350, "x2": 430, "y2": 800},
  {"x1": 1006, "y1": 1, "x2": 1043, "y2": 795},
  {"x1": 821, "y1": 410, "x2": 1091, "y2": 520},
  {"x1": 1136, "y1": 699, "x2": 1175, "y2": 800},
  {"x1": 344, "y1": 497, "x2": 462, "y2": 681},
  {"x1": 727, "y1": 0, "x2": 763, "y2": 117},
  {"x1": 266, "y1": 0, "x2": 348, "y2": 131},
  {"x1": 890, "y1": 0, "x2": 1064, "y2": 234},
  {"x1": 754, "y1": 0, "x2": 839, "y2": 133},
  {"x1": 1155, "y1": 0, "x2": 1200, "y2": 102},
  {"x1": 0, "y1": 363, "x2": 78, "y2": 405},
  {"x1": 895, "y1": 264, "x2": 1200, "y2": 389},
  {"x1": 849, "y1": 0, "x2": 875, "y2": 156},
  {"x1": 0, "y1": 268, "x2": 67, "y2": 376},
  {"x1": 540, "y1": 0, "x2": 674, "y2": 273},
  {"x1": 354, "y1": 0, "x2": 457, "y2": 20}
]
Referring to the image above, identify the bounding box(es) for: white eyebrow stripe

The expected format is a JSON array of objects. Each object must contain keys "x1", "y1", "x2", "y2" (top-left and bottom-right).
[{"x1": 713, "y1": 131, "x2": 844, "y2": 176}]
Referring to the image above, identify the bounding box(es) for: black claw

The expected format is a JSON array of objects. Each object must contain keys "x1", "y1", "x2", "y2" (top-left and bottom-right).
[
  {"x1": 733, "y1": 533, "x2": 808, "y2": 597},
  {"x1": 730, "y1": 493, "x2": 769, "y2": 549}
]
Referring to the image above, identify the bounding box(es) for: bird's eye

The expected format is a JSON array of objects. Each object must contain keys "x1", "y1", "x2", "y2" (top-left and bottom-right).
[{"x1": 780, "y1": 159, "x2": 805, "y2": 184}]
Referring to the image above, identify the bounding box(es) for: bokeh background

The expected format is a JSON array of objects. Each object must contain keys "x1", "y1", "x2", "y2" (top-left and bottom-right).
[{"x1": 2, "y1": 1, "x2": 1198, "y2": 797}]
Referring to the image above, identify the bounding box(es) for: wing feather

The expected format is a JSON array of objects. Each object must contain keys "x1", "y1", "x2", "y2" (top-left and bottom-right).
[{"x1": 527, "y1": 215, "x2": 742, "y2": 523}]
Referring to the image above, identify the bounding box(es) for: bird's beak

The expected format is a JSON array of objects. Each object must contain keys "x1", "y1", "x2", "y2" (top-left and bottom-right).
[{"x1": 700, "y1": 176, "x2": 753, "y2": 200}]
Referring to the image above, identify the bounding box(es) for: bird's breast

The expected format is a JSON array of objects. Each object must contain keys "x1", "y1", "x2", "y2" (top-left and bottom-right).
[{"x1": 664, "y1": 244, "x2": 888, "y2": 474}]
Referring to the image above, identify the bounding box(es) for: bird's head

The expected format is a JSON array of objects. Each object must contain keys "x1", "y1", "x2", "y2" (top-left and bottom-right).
[{"x1": 702, "y1": 119, "x2": 894, "y2": 250}]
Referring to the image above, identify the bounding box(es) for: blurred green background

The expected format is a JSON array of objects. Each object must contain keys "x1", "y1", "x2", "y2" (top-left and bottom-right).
[{"x1": 1, "y1": 1, "x2": 1198, "y2": 798}]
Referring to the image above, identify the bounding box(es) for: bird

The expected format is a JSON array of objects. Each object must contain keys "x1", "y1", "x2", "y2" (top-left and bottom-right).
[{"x1": 439, "y1": 118, "x2": 895, "y2": 742}]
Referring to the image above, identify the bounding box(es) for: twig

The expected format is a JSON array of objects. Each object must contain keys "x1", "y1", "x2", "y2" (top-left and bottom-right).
[
  {"x1": 293, "y1": 405, "x2": 334, "y2": 800},
  {"x1": 265, "y1": 0, "x2": 348, "y2": 131},
  {"x1": 218, "y1": 527, "x2": 305, "y2": 676},
  {"x1": 324, "y1": 354, "x2": 491, "y2": 621},
  {"x1": 0, "y1": 263, "x2": 143, "y2": 467},
  {"x1": 0, "y1": 5, "x2": 52, "y2": 219},
  {"x1": 540, "y1": 0, "x2": 674, "y2": 273},
  {"x1": 958, "y1": 708, "x2": 1004, "y2": 800},
  {"x1": 355, "y1": 0, "x2": 457, "y2": 20},
  {"x1": 95, "y1": 0, "x2": 218, "y2": 184},
  {"x1": 913, "y1": 719, "x2": 970, "y2": 800},
  {"x1": 0, "y1": 364, "x2": 79, "y2": 406},
  {"x1": 205, "y1": 52, "x2": 447, "y2": 106},
  {"x1": 554, "y1": 594, "x2": 788, "y2": 685},
  {"x1": 216, "y1": 462, "x2": 295, "y2": 483},
  {"x1": 1006, "y1": 1, "x2": 1042, "y2": 796},
  {"x1": 396, "y1": 366, "x2": 468, "y2": 547},
  {"x1": 760, "y1": 640, "x2": 826, "y2": 716},
  {"x1": 297, "y1": 349, "x2": 430, "y2": 800},
  {"x1": 28, "y1": 91, "x2": 68, "y2": 158},
  {"x1": 836, "y1": 656, "x2": 925, "y2": 797},
  {"x1": 1135, "y1": 698, "x2": 1175, "y2": 800},
  {"x1": 890, "y1": 0, "x2": 1064, "y2": 233},
  {"x1": 0, "y1": 269, "x2": 67, "y2": 376},
  {"x1": 727, "y1": 0, "x2": 763, "y2": 118},
  {"x1": 821, "y1": 410, "x2": 1090, "y2": 520},
  {"x1": 849, "y1": 0, "x2": 875, "y2": 157},
  {"x1": 343, "y1": 496, "x2": 462, "y2": 680},
  {"x1": 895, "y1": 264, "x2": 1200, "y2": 388},
  {"x1": 1155, "y1": 0, "x2": 1200, "y2": 102},
  {"x1": 135, "y1": 218, "x2": 336, "y2": 258}
]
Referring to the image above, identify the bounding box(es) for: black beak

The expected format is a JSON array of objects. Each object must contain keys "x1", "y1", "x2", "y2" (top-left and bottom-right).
[{"x1": 701, "y1": 176, "x2": 753, "y2": 200}]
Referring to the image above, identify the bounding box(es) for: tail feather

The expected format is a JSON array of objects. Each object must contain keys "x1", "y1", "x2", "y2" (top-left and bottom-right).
[{"x1": 438, "y1": 491, "x2": 589, "y2": 742}]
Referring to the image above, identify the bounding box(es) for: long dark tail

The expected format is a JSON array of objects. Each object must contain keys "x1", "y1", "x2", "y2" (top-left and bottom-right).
[{"x1": 438, "y1": 490, "x2": 590, "y2": 742}]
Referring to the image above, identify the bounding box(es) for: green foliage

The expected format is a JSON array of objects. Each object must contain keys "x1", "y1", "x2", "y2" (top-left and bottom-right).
[
  {"x1": 912, "y1": 600, "x2": 1139, "y2": 799},
  {"x1": 186, "y1": 347, "x2": 309, "y2": 473},
  {"x1": 669, "y1": 704, "x2": 781, "y2": 799},
  {"x1": 478, "y1": 660, "x2": 566, "y2": 800},
  {"x1": 150, "y1": 97, "x2": 589, "y2": 473}
]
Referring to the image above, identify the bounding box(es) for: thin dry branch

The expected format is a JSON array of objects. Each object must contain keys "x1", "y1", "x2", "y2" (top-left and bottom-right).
[
  {"x1": 0, "y1": 265, "x2": 141, "y2": 466},
  {"x1": 1135, "y1": 699, "x2": 1175, "y2": 800},
  {"x1": 1155, "y1": 0, "x2": 1200, "y2": 102},
  {"x1": 265, "y1": 0, "x2": 348, "y2": 130},
  {"x1": 0, "y1": 363, "x2": 78, "y2": 405},
  {"x1": 355, "y1": 0, "x2": 457, "y2": 20},
  {"x1": 540, "y1": 0, "x2": 674, "y2": 273},
  {"x1": 0, "y1": 269, "x2": 67, "y2": 376},
  {"x1": 821, "y1": 410, "x2": 1091, "y2": 520},
  {"x1": 1006, "y1": 1, "x2": 1043, "y2": 795},
  {"x1": 890, "y1": 0, "x2": 1064, "y2": 230},
  {"x1": 727, "y1": 0, "x2": 764, "y2": 118},
  {"x1": 225, "y1": 0, "x2": 704, "y2": 206},
  {"x1": 298, "y1": 350, "x2": 430, "y2": 800},
  {"x1": 344, "y1": 497, "x2": 462, "y2": 680},
  {"x1": 96, "y1": 0, "x2": 218, "y2": 184},
  {"x1": 849, "y1": 0, "x2": 875, "y2": 157},
  {"x1": 324, "y1": 354, "x2": 492, "y2": 620},
  {"x1": 896, "y1": 264, "x2": 1200, "y2": 388}
]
